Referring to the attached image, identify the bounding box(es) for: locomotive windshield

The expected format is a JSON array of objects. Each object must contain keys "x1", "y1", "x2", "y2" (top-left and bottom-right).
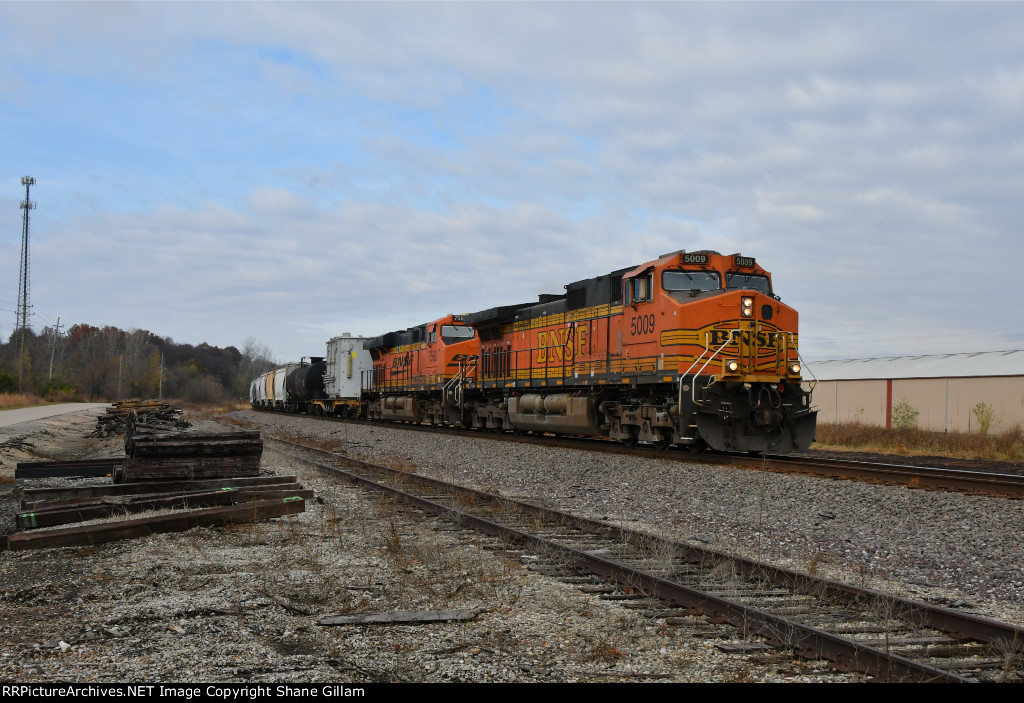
[
  {"x1": 662, "y1": 270, "x2": 721, "y2": 292},
  {"x1": 725, "y1": 272, "x2": 772, "y2": 294},
  {"x1": 440, "y1": 325, "x2": 475, "y2": 344}
]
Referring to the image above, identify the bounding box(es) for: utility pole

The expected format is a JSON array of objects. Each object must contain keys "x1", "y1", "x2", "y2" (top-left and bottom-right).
[
  {"x1": 48, "y1": 316, "x2": 62, "y2": 381},
  {"x1": 159, "y1": 353, "x2": 164, "y2": 401},
  {"x1": 16, "y1": 176, "x2": 36, "y2": 392}
]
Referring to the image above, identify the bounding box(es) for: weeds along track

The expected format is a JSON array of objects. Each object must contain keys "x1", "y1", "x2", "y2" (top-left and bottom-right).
[
  {"x1": 263, "y1": 433, "x2": 1023, "y2": 683},
  {"x1": 248, "y1": 409, "x2": 1024, "y2": 498}
]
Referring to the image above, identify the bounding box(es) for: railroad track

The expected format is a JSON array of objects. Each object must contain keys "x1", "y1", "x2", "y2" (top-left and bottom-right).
[
  {"x1": 248, "y1": 409, "x2": 1024, "y2": 498},
  {"x1": 264, "y1": 433, "x2": 1024, "y2": 683}
]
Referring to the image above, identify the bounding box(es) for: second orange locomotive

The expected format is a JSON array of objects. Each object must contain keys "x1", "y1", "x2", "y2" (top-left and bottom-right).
[{"x1": 359, "y1": 249, "x2": 815, "y2": 452}]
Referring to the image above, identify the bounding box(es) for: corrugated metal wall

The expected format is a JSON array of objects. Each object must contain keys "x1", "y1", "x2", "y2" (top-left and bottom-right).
[
  {"x1": 945, "y1": 377, "x2": 1024, "y2": 434},
  {"x1": 811, "y1": 380, "x2": 888, "y2": 426},
  {"x1": 891, "y1": 379, "x2": 946, "y2": 431},
  {"x1": 809, "y1": 376, "x2": 1024, "y2": 434}
]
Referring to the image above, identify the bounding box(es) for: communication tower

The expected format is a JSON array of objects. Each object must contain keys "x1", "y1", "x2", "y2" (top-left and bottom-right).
[{"x1": 16, "y1": 176, "x2": 36, "y2": 390}]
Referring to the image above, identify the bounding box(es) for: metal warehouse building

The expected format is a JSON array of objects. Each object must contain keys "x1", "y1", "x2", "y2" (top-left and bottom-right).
[{"x1": 805, "y1": 350, "x2": 1024, "y2": 435}]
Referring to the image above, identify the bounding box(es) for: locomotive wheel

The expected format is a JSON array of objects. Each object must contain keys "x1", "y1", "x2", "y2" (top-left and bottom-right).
[
  {"x1": 686, "y1": 439, "x2": 706, "y2": 454},
  {"x1": 653, "y1": 433, "x2": 671, "y2": 451},
  {"x1": 621, "y1": 435, "x2": 637, "y2": 448}
]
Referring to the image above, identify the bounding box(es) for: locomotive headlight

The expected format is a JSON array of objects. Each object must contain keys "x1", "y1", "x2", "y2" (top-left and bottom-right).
[
  {"x1": 741, "y1": 297, "x2": 754, "y2": 318},
  {"x1": 725, "y1": 359, "x2": 740, "y2": 373},
  {"x1": 788, "y1": 362, "x2": 801, "y2": 375}
]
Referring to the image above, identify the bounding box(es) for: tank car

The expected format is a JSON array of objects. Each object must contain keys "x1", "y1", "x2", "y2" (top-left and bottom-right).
[{"x1": 283, "y1": 358, "x2": 327, "y2": 414}]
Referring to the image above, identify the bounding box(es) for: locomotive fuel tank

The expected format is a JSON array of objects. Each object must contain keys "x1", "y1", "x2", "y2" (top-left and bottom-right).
[{"x1": 506, "y1": 393, "x2": 602, "y2": 435}]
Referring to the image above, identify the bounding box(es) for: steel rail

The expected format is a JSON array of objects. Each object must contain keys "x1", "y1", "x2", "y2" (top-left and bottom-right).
[
  {"x1": 247, "y1": 407, "x2": 1024, "y2": 498},
  {"x1": 265, "y1": 435, "x2": 1024, "y2": 682},
  {"x1": 734, "y1": 454, "x2": 1024, "y2": 497}
]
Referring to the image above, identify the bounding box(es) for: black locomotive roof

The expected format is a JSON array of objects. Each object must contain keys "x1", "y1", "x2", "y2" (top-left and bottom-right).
[
  {"x1": 363, "y1": 332, "x2": 394, "y2": 350},
  {"x1": 462, "y1": 302, "x2": 535, "y2": 328},
  {"x1": 364, "y1": 324, "x2": 429, "y2": 350},
  {"x1": 364, "y1": 264, "x2": 638, "y2": 348},
  {"x1": 513, "y1": 265, "x2": 634, "y2": 322}
]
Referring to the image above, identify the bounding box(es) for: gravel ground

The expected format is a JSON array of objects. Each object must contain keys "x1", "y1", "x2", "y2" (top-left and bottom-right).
[
  {"x1": 233, "y1": 411, "x2": 1024, "y2": 627},
  {"x1": 0, "y1": 409, "x2": 862, "y2": 683}
]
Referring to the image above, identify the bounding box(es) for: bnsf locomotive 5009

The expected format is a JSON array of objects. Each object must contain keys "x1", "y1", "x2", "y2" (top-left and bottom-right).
[{"x1": 250, "y1": 250, "x2": 816, "y2": 452}]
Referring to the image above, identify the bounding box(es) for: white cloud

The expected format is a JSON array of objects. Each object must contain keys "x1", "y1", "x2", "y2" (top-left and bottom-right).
[{"x1": 4, "y1": 2, "x2": 1024, "y2": 363}]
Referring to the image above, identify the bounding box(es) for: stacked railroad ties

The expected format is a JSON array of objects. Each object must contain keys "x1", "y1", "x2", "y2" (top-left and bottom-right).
[
  {"x1": 4, "y1": 405, "x2": 309, "y2": 551},
  {"x1": 88, "y1": 399, "x2": 190, "y2": 438}
]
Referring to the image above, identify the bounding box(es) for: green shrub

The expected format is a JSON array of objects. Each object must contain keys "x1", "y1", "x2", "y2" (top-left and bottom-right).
[
  {"x1": 35, "y1": 380, "x2": 77, "y2": 399},
  {"x1": 0, "y1": 370, "x2": 16, "y2": 394},
  {"x1": 972, "y1": 402, "x2": 997, "y2": 436},
  {"x1": 891, "y1": 399, "x2": 919, "y2": 430}
]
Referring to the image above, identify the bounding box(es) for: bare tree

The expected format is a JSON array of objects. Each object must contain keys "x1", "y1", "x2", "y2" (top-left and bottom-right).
[{"x1": 236, "y1": 337, "x2": 276, "y2": 395}]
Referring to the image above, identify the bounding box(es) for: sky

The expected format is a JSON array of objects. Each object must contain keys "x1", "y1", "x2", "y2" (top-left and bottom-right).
[{"x1": 2, "y1": 2, "x2": 1023, "y2": 364}]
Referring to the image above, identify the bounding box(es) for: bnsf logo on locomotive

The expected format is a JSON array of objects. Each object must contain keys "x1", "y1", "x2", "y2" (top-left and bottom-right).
[
  {"x1": 708, "y1": 328, "x2": 782, "y2": 349},
  {"x1": 535, "y1": 325, "x2": 590, "y2": 363}
]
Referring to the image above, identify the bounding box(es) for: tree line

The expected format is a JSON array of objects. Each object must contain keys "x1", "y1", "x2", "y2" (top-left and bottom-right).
[{"x1": 0, "y1": 324, "x2": 276, "y2": 404}]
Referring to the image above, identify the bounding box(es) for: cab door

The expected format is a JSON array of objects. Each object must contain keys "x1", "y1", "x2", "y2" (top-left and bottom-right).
[
  {"x1": 622, "y1": 271, "x2": 656, "y2": 372},
  {"x1": 424, "y1": 324, "x2": 440, "y2": 385}
]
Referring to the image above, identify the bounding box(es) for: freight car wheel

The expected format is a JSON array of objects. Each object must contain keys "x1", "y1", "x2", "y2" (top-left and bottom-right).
[{"x1": 621, "y1": 436, "x2": 637, "y2": 448}]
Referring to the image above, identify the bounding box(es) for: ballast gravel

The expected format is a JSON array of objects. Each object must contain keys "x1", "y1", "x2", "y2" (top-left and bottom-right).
[
  {"x1": 0, "y1": 406, "x2": 1017, "y2": 683},
  {"x1": 238, "y1": 412, "x2": 1024, "y2": 626}
]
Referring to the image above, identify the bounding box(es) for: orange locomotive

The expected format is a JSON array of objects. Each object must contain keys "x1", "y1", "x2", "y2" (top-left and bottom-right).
[
  {"x1": 363, "y1": 313, "x2": 480, "y2": 425},
  {"x1": 361, "y1": 249, "x2": 816, "y2": 452}
]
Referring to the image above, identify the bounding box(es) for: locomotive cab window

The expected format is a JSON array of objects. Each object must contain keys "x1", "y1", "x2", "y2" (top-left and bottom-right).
[
  {"x1": 662, "y1": 270, "x2": 721, "y2": 292},
  {"x1": 440, "y1": 325, "x2": 474, "y2": 344},
  {"x1": 631, "y1": 274, "x2": 653, "y2": 304},
  {"x1": 725, "y1": 272, "x2": 772, "y2": 294}
]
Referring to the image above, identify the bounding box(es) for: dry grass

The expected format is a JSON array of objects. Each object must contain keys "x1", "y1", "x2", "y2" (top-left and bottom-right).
[
  {"x1": 0, "y1": 390, "x2": 82, "y2": 408},
  {"x1": 813, "y1": 422, "x2": 1024, "y2": 463},
  {"x1": 0, "y1": 392, "x2": 47, "y2": 409},
  {"x1": 185, "y1": 400, "x2": 249, "y2": 414}
]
